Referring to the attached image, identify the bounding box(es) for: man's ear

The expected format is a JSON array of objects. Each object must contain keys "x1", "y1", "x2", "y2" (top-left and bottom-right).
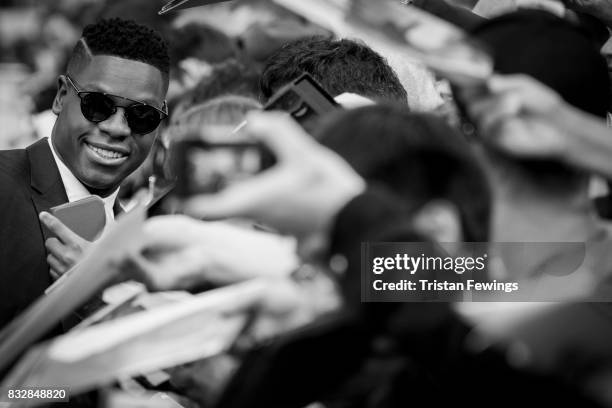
[
  {"x1": 413, "y1": 200, "x2": 463, "y2": 244},
  {"x1": 52, "y1": 75, "x2": 69, "y2": 115}
]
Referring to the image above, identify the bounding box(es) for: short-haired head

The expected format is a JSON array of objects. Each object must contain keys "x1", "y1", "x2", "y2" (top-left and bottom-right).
[
  {"x1": 169, "y1": 23, "x2": 238, "y2": 67},
  {"x1": 318, "y1": 104, "x2": 491, "y2": 242},
  {"x1": 260, "y1": 37, "x2": 408, "y2": 104},
  {"x1": 169, "y1": 94, "x2": 261, "y2": 145},
  {"x1": 52, "y1": 18, "x2": 171, "y2": 196},
  {"x1": 67, "y1": 18, "x2": 170, "y2": 89},
  {"x1": 172, "y1": 94, "x2": 261, "y2": 130},
  {"x1": 172, "y1": 59, "x2": 261, "y2": 120}
]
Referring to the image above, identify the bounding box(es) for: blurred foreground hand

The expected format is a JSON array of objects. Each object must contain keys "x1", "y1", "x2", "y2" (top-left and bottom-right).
[
  {"x1": 182, "y1": 111, "x2": 366, "y2": 241},
  {"x1": 462, "y1": 74, "x2": 568, "y2": 158},
  {"x1": 462, "y1": 74, "x2": 612, "y2": 179},
  {"x1": 126, "y1": 216, "x2": 299, "y2": 291},
  {"x1": 167, "y1": 274, "x2": 341, "y2": 406},
  {"x1": 563, "y1": 0, "x2": 612, "y2": 25}
]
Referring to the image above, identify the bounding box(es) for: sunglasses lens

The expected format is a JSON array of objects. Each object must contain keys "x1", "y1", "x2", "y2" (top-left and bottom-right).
[
  {"x1": 126, "y1": 105, "x2": 163, "y2": 134},
  {"x1": 77, "y1": 89, "x2": 163, "y2": 134},
  {"x1": 80, "y1": 93, "x2": 116, "y2": 123}
]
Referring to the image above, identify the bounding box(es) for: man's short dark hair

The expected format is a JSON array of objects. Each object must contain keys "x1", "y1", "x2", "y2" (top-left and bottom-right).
[
  {"x1": 260, "y1": 37, "x2": 408, "y2": 104},
  {"x1": 70, "y1": 18, "x2": 170, "y2": 77},
  {"x1": 319, "y1": 104, "x2": 491, "y2": 242}
]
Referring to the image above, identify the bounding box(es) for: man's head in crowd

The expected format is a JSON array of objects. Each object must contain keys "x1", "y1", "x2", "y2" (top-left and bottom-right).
[
  {"x1": 167, "y1": 23, "x2": 239, "y2": 101},
  {"x1": 171, "y1": 59, "x2": 261, "y2": 121},
  {"x1": 51, "y1": 18, "x2": 169, "y2": 197},
  {"x1": 319, "y1": 104, "x2": 491, "y2": 243},
  {"x1": 467, "y1": 11, "x2": 610, "y2": 199},
  {"x1": 260, "y1": 37, "x2": 408, "y2": 104},
  {"x1": 171, "y1": 94, "x2": 261, "y2": 139},
  {"x1": 169, "y1": 23, "x2": 238, "y2": 67}
]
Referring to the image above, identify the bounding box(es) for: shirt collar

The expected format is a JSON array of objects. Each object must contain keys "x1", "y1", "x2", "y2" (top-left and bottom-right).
[{"x1": 47, "y1": 137, "x2": 120, "y2": 221}]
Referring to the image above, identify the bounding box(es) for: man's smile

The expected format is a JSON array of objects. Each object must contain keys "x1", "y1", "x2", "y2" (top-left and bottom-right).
[{"x1": 83, "y1": 141, "x2": 130, "y2": 165}]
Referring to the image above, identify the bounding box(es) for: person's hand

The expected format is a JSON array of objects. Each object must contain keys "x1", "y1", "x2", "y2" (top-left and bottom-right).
[
  {"x1": 181, "y1": 111, "x2": 366, "y2": 243},
  {"x1": 462, "y1": 74, "x2": 570, "y2": 159},
  {"x1": 125, "y1": 215, "x2": 298, "y2": 291},
  {"x1": 167, "y1": 275, "x2": 337, "y2": 406},
  {"x1": 168, "y1": 354, "x2": 240, "y2": 407},
  {"x1": 39, "y1": 211, "x2": 91, "y2": 280},
  {"x1": 563, "y1": 0, "x2": 612, "y2": 22}
]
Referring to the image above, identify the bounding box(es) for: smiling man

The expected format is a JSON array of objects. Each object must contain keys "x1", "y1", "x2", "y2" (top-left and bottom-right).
[{"x1": 0, "y1": 18, "x2": 170, "y2": 328}]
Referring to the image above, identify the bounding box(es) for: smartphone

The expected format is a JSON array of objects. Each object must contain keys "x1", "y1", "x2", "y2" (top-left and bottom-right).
[
  {"x1": 48, "y1": 196, "x2": 106, "y2": 241},
  {"x1": 263, "y1": 73, "x2": 341, "y2": 134},
  {"x1": 171, "y1": 74, "x2": 335, "y2": 197},
  {"x1": 172, "y1": 139, "x2": 275, "y2": 197}
]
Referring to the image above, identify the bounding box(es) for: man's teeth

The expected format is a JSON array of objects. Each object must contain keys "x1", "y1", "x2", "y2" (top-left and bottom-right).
[{"x1": 87, "y1": 143, "x2": 126, "y2": 159}]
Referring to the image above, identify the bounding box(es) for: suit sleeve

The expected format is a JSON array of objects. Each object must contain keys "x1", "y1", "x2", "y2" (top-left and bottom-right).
[{"x1": 0, "y1": 170, "x2": 52, "y2": 328}]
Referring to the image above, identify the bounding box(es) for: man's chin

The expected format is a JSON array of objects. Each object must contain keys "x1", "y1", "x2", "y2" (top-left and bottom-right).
[{"x1": 78, "y1": 173, "x2": 122, "y2": 196}]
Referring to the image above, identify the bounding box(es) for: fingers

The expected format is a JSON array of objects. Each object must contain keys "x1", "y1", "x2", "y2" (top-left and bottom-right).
[
  {"x1": 466, "y1": 74, "x2": 561, "y2": 135},
  {"x1": 122, "y1": 253, "x2": 166, "y2": 290},
  {"x1": 243, "y1": 111, "x2": 318, "y2": 162},
  {"x1": 469, "y1": 91, "x2": 522, "y2": 134},
  {"x1": 123, "y1": 246, "x2": 211, "y2": 291},
  {"x1": 487, "y1": 75, "x2": 561, "y2": 113},
  {"x1": 181, "y1": 167, "x2": 286, "y2": 220},
  {"x1": 177, "y1": 111, "x2": 315, "y2": 220},
  {"x1": 39, "y1": 211, "x2": 86, "y2": 245},
  {"x1": 487, "y1": 76, "x2": 533, "y2": 108},
  {"x1": 176, "y1": 110, "x2": 363, "y2": 234},
  {"x1": 47, "y1": 254, "x2": 66, "y2": 280},
  {"x1": 487, "y1": 74, "x2": 534, "y2": 94},
  {"x1": 45, "y1": 237, "x2": 80, "y2": 267},
  {"x1": 141, "y1": 215, "x2": 201, "y2": 247}
]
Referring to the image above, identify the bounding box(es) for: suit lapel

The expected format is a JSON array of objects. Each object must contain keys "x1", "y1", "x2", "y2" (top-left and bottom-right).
[
  {"x1": 27, "y1": 138, "x2": 69, "y2": 242},
  {"x1": 113, "y1": 199, "x2": 125, "y2": 218}
]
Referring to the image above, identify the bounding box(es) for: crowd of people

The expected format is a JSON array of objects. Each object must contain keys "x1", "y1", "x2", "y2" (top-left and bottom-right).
[{"x1": 1, "y1": 0, "x2": 612, "y2": 407}]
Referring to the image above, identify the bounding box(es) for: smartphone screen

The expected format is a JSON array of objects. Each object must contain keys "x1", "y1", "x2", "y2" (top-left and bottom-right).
[{"x1": 173, "y1": 140, "x2": 273, "y2": 197}]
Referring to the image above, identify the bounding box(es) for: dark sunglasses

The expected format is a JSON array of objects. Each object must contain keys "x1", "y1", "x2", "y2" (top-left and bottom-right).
[{"x1": 65, "y1": 75, "x2": 168, "y2": 135}]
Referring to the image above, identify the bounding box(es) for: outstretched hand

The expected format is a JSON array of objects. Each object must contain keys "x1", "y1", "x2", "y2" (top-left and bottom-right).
[
  {"x1": 124, "y1": 215, "x2": 298, "y2": 291},
  {"x1": 461, "y1": 74, "x2": 569, "y2": 159},
  {"x1": 181, "y1": 111, "x2": 366, "y2": 241}
]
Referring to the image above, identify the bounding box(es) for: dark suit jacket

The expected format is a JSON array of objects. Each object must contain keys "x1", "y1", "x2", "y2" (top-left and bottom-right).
[{"x1": 0, "y1": 138, "x2": 68, "y2": 329}]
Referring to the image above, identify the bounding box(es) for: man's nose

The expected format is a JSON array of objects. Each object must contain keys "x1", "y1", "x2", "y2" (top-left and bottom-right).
[{"x1": 98, "y1": 107, "x2": 131, "y2": 138}]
